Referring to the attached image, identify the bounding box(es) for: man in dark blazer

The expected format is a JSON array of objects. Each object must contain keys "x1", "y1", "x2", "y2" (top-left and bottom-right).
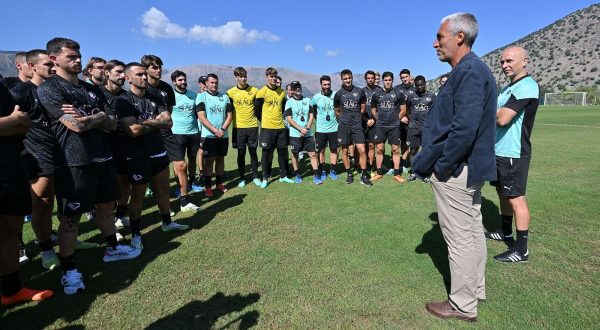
[{"x1": 412, "y1": 12, "x2": 497, "y2": 322}]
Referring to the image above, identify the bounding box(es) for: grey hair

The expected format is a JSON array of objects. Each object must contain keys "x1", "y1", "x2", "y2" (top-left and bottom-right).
[{"x1": 441, "y1": 12, "x2": 479, "y2": 47}]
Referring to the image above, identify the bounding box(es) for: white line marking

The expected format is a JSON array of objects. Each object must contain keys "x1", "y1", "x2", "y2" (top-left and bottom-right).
[{"x1": 537, "y1": 123, "x2": 600, "y2": 129}]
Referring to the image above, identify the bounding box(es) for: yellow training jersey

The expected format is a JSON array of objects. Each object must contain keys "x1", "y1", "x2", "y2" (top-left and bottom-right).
[
  {"x1": 256, "y1": 85, "x2": 286, "y2": 129},
  {"x1": 227, "y1": 85, "x2": 259, "y2": 128}
]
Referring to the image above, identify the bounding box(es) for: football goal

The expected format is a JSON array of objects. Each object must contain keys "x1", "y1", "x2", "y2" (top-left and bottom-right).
[{"x1": 544, "y1": 92, "x2": 587, "y2": 106}]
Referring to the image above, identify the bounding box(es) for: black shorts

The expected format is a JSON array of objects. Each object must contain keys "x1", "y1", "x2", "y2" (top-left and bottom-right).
[
  {"x1": 490, "y1": 156, "x2": 531, "y2": 197},
  {"x1": 373, "y1": 126, "x2": 401, "y2": 145},
  {"x1": 290, "y1": 136, "x2": 316, "y2": 153},
  {"x1": 22, "y1": 150, "x2": 54, "y2": 180},
  {"x1": 337, "y1": 125, "x2": 365, "y2": 146},
  {"x1": 165, "y1": 134, "x2": 201, "y2": 162},
  {"x1": 234, "y1": 127, "x2": 259, "y2": 149},
  {"x1": 0, "y1": 161, "x2": 31, "y2": 216},
  {"x1": 55, "y1": 160, "x2": 120, "y2": 216},
  {"x1": 127, "y1": 154, "x2": 170, "y2": 185},
  {"x1": 202, "y1": 138, "x2": 229, "y2": 157},
  {"x1": 406, "y1": 127, "x2": 422, "y2": 148},
  {"x1": 23, "y1": 129, "x2": 55, "y2": 178},
  {"x1": 365, "y1": 126, "x2": 377, "y2": 143},
  {"x1": 115, "y1": 156, "x2": 128, "y2": 175},
  {"x1": 400, "y1": 123, "x2": 408, "y2": 144},
  {"x1": 260, "y1": 128, "x2": 287, "y2": 149},
  {"x1": 315, "y1": 132, "x2": 339, "y2": 152}
]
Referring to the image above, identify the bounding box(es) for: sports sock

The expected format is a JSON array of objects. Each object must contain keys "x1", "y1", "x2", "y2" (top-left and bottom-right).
[
  {"x1": 501, "y1": 215, "x2": 513, "y2": 237},
  {"x1": 318, "y1": 162, "x2": 323, "y2": 173},
  {"x1": 347, "y1": 168, "x2": 353, "y2": 175},
  {"x1": 249, "y1": 148, "x2": 259, "y2": 179},
  {"x1": 394, "y1": 168, "x2": 401, "y2": 176},
  {"x1": 0, "y1": 271, "x2": 22, "y2": 297},
  {"x1": 361, "y1": 169, "x2": 368, "y2": 177},
  {"x1": 376, "y1": 168, "x2": 382, "y2": 175},
  {"x1": 313, "y1": 169, "x2": 320, "y2": 177},
  {"x1": 161, "y1": 213, "x2": 172, "y2": 226},
  {"x1": 39, "y1": 239, "x2": 53, "y2": 252},
  {"x1": 115, "y1": 205, "x2": 127, "y2": 219},
  {"x1": 130, "y1": 218, "x2": 142, "y2": 237},
  {"x1": 180, "y1": 195, "x2": 189, "y2": 207},
  {"x1": 203, "y1": 175, "x2": 212, "y2": 189},
  {"x1": 516, "y1": 230, "x2": 528, "y2": 255},
  {"x1": 60, "y1": 254, "x2": 76, "y2": 273},
  {"x1": 237, "y1": 148, "x2": 246, "y2": 180},
  {"x1": 330, "y1": 164, "x2": 336, "y2": 173},
  {"x1": 104, "y1": 234, "x2": 118, "y2": 249},
  {"x1": 18, "y1": 232, "x2": 24, "y2": 247}
]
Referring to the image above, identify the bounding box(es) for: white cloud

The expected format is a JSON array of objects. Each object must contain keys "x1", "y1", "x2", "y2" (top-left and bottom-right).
[
  {"x1": 141, "y1": 7, "x2": 186, "y2": 38},
  {"x1": 304, "y1": 44, "x2": 315, "y2": 52},
  {"x1": 140, "y1": 7, "x2": 280, "y2": 46},
  {"x1": 325, "y1": 49, "x2": 340, "y2": 57}
]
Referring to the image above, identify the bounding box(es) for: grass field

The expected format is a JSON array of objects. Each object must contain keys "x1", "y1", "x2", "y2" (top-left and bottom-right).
[{"x1": 2, "y1": 106, "x2": 599, "y2": 329}]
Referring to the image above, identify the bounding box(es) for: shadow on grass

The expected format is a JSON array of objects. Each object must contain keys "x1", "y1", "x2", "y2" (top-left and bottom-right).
[
  {"x1": 415, "y1": 212, "x2": 450, "y2": 294},
  {"x1": 145, "y1": 292, "x2": 260, "y2": 329},
  {"x1": 481, "y1": 196, "x2": 500, "y2": 233}
]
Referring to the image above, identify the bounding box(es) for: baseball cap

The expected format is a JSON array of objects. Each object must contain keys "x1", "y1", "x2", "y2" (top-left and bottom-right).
[{"x1": 290, "y1": 81, "x2": 301, "y2": 89}]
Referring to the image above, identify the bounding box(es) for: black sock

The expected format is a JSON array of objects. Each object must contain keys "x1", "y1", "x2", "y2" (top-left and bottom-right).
[
  {"x1": 347, "y1": 168, "x2": 353, "y2": 175},
  {"x1": 60, "y1": 254, "x2": 77, "y2": 273},
  {"x1": 39, "y1": 239, "x2": 53, "y2": 252},
  {"x1": 130, "y1": 218, "x2": 142, "y2": 237},
  {"x1": 516, "y1": 230, "x2": 528, "y2": 255},
  {"x1": 376, "y1": 168, "x2": 382, "y2": 175},
  {"x1": 294, "y1": 169, "x2": 300, "y2": 177},
  {"x1": 330, "y1": 164, "x2": 336, "y2": 173},
  {"x1": 18, "y1": 232, "x2": 24, "y2": 246},
  {"x1": 318, "y1": 163, "x2": 323, "y2": 173},
  {"x1": 188, "y1": 175, "x2": 195, "y2": 184},
  {"x1": 1, "y1": 271, "x2": 22, "y2": 297},
  {"x1": 161, "y1": 213, "x2": 172, "y2": 225},
  {"x1": 216, "y1": 175, "x2": 223, "y2": 185},
  {"x1": 204, "y1": 175, "x2": 212, "y2": 189},
  {"x1": 394, "y1": 168, "x2": 401, "y2": 176},
  {"x1": 115, "y1": 205, "x2": 127, "y2": 219},
  {"x1": 501, "y1": 215, "x2": 513, "y2": 237},
  {"x1": 104, "y1": 234, "x2": 118, "y2": 249},
  {"x1": 313, "y1": 169, "x2": 320, "y2": 177},
  {"x1": 180, "y1": 195, "x2": 189, "y2": 206},
  {"x1": 361, "y1": 169, "x2": 368, "y2": 177}
]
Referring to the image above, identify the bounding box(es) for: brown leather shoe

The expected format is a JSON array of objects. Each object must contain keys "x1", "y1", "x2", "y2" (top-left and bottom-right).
[{"x1": 425, "y1": 300, "x2": 476, "y2": 322}]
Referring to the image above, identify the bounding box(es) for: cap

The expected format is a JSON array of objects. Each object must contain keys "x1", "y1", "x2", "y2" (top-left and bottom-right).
[
  {"x1": 198, "y1": 76, "x2": 207, "y2": 84},
  {"x1": 290, "y1": 81, "x2": 301, "y2": 89}
]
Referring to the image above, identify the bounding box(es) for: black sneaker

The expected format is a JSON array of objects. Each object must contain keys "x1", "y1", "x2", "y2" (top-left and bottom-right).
[
  {"x1": 346, "y1": 174, "x2": 354, "y2": 184},
  {"x1": 360, "y1": 175, "x2": 373, "y2": 186},
  {"x1": 484, "y1": 231, "x2": 515, "y2": 243},
  {"x1": 408, "y1": 174, "x2": 418, "y2": 181},
  {"x1": 494, "y1": 249, "x2": 528, "y2": 263}
]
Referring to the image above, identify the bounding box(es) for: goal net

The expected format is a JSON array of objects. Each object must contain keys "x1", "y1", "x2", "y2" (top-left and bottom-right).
[{"x1": 544, "y1": 92, "x2": 587, "y2": 106}]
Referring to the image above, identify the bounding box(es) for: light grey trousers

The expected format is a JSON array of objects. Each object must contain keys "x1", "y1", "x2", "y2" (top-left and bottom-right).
[{"x1": 430, "y1": 166, "x2": 486, "y2": 317}]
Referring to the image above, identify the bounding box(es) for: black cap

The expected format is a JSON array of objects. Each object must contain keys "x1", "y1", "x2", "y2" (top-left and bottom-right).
[
  {"x1": 198, "y1": 76, "x2": 207, "y2": 84},
  {"x1": 290, "y1": 81, "x2": 301, "y2": 89}
]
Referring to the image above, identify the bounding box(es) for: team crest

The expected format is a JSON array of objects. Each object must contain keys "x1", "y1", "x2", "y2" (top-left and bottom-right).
[
  {"x1": 88, "y1": 92, "x2": 96, "y2": 99},
  {"x1": 391, "y1": 94, "x2": 396, "y2": 98},
  {"x1": 161, "y1": 91, "x2": 167, "y2": 97},
  {"x1": 150, "y1": 101, "x2": 156, "y2": 108},
  {"x1": 426, "y1": 97, "x2": 431, "y2": 102},
  {"x1": 353, "y1": 93, "x2": 358, "y2": 97}
]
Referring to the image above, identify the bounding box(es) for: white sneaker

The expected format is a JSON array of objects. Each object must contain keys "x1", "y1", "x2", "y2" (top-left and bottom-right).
[
  {"x1": 19, "y1": 248, "x2": 29, "y2": 265},
  {"x1": 62, "y1": 269, "x2": 85, "y2": 295},
  {"x1": 161, "y1": 222, "x2": 189, "y2": 232},
  {"x1": 130, "y1": 235, "x2": 143, "y2": 251},
  {"x1": 103, "y1": 245, "x2": 141, "y2": 262},
  {"x1": 115, "y1": 217, "x2": 130, "y2": 229},
  {"x1": 115, "y1": 232, "x2": 125, "y2": 243},
  {"x1": 181, "y1": 202, "x2": 202, "y2": 213}
]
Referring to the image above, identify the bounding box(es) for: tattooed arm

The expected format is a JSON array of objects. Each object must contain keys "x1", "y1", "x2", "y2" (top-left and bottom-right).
[
  {"x1": 58, "y1": 111, "x2": 108, "y2": 133},
  {"x1": 142, "y1": 110, "x2": 172, "y2": 129}
]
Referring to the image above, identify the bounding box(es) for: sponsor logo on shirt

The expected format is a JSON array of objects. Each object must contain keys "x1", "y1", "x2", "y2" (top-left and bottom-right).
[
  {"x1": 67, "y1": 202, "x2": 81, "y2": 211},
  {"x1": 132, "y1": 174, "x2": 143, "y2": 181}
]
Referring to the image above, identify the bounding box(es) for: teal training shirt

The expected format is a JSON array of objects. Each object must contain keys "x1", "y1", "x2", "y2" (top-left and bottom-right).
[
  {"x1": 172, "y1": 89, "x2": 199, "y2": 134},
  {"x1": 284, "y1": 96, "x2": 314, "y2": 138},
  {"x1": 310, "y1": 91, "x2": 338, "y2": 133},
  {"x1": 196, "y1": 91, "x2": 231, "y2": 139},
  {"x1": 495, "y1": 75, "x2": 539, "y2": 158}
]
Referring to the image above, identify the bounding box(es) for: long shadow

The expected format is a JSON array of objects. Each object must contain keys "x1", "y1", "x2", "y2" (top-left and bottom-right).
[
  {"x1": 145, "y1": 292, "x2": 260, "y2": 329},
  {"x1": 3, "y1": 205, "x2": 190, "y2": 328},
  {"x1": 415, "y1": 212, "x2": 450, "y2": 294},
  {"x1": 481, "y1": 196, "x2": 500, "y2": 233}
]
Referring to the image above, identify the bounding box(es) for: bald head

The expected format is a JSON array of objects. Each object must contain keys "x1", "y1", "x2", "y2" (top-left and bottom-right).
[{"x1": 500, "y1": 45, "x2": 528, "y2": 82}]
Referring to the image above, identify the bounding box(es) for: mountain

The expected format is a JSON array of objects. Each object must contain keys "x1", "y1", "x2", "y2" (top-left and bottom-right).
[
  {"x1": 2, "y1": 4, "x2": 598, "y2": 95},
  {"x1": 479, "y1": 3, "x2": 600, "y2": 93}
]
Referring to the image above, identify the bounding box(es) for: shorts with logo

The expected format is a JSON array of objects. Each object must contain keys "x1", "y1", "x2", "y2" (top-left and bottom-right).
[
  {"x1": 315, "y1": 132, "x2": 339, "y2": 151},
  {"x1": 55, "y1": 160, "x2": 120, "y2": 216},
  {"x1": 0, "y1": 158, "x2": 31, "y2": 216},
  {"x1": 373, "y1": 126, "x2": 401, "y2": 145},
  {"x1": 202, "y1": 138, "x2": 229, "y2": 157},
  {"x1": 490, "y1": 156, "x2": 531, "y2": 197},
  {"x1": 337, "y1": 125, "x2": 365, "y2": 146},
  {"x1": 233, "y1": 127, "x2": 259, "y2": 149},
  {"x1": 260, "y1": 128, "x2": 287, "y2": 149},
  {"x1": 290, "y1": 136, "x2": 316, "y2": 153},
  {"x1": 406, "y1": 127, "x2": 423, "y2": 148},
  {"x1": 165, "y1": 134, "x2": 200, "y2": 162},
  {"x1": 127, "y1": 153, "x2": 169, "y2": 185}
]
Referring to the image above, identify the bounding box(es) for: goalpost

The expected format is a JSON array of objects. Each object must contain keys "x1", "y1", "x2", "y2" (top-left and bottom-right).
[{"x1": 544, "y1": 92, "x2": 587, "y2": 106}]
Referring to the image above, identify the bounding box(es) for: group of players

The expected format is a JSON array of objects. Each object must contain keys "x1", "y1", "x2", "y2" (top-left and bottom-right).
[{"x1": 0, "y1": 36, "x2": 442, "y2": 304}]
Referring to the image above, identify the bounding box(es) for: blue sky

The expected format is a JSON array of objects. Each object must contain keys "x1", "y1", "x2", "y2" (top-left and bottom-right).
[{"x1": 3, "y1": 0, "x2": 597, "y2": 79}]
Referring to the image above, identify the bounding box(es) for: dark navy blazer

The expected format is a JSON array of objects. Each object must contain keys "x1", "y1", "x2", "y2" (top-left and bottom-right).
[{"x1": 412, "y1": 52, "x2": 497, "y2": 186}]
